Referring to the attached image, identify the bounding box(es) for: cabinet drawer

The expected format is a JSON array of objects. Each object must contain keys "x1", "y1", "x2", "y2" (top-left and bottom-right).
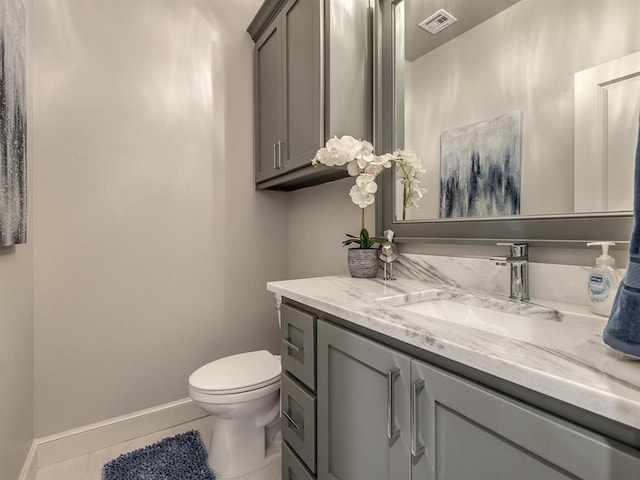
[
  {"x1": 282, "y1": 373, "x2": 317, "y2": 473},
  {"x1": 282, "y1": 441, "x2": 315, "y2": 480},
  {"x1": 280, "y1": 303, "x2": 316, "y2": 390}
]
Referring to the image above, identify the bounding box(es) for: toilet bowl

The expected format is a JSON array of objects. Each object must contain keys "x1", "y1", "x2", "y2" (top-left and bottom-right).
[{"x1": 188, "y1": 350, "x2": 281, "y2": 479}]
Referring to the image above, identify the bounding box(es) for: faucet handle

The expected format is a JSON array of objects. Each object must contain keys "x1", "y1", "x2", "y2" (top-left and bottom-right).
[
  {"x1": 489, "y1": 256, "x2": 509, "y2": 266},
  {"x1": 496, "y1": 242, "x2": 528, "y2": 257}
]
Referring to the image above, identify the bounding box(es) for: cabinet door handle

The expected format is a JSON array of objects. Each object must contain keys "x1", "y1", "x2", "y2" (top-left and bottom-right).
[
  {"x1": 281, "y1": 337, "x2": 301, "y2": 352},
  {"x1": 387, "y1": 368, "x2": 400, "y2": 441},
  {"x1": 273, "y1": 143, "x2": 279, "y2": 169},
  {"x1": 278, "y1": 141, "x2": 285, "y2": 169},
  {"x1": 411, "y1": 379, "x2": 426, "y2": 459},
  {"x1": 282, "y1": 409, "x2": 303, "y2": 431}
]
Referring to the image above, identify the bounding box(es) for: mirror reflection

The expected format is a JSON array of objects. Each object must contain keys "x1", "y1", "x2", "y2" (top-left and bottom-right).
[{"x1": 393, "y1": 0, "x2": 640, "y2": 222}]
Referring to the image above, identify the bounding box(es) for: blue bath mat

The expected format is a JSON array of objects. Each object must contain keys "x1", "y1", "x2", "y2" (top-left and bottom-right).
[{"x1": 102, "y1": 430, "x2": 216, "y2": 480}]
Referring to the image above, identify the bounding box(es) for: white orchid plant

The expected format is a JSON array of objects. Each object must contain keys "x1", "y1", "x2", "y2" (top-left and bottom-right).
[
  {"x1": 393, "y1": 149, "x2": 426, "y2": 220},
  {"x1": 312, "y1": 135, "x2": 426, "y2": 248}
]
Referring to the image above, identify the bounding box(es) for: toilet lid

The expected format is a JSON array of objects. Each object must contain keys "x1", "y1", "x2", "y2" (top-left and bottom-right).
[{"x1": 189, "y1": 350, "x2": 281, "y2": 394}]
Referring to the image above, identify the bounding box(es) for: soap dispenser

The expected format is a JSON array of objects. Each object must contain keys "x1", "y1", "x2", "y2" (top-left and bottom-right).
[{"x1": 586, "y1": 242, "x2": 623, "y2": 316}]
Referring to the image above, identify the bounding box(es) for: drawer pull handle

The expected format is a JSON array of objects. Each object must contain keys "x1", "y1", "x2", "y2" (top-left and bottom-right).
[
  {"x1": 411, "y1": 380, "x2": 426, "y2": 459},
  {"x1": 282, "y1": 409, "x2": 303, "y2": 432},
  {"x1": 282, "y1": 338, "x2": 301, "y2": 353},
  {"x1": 387, "y1": 368, "x2": 400, "y2": 441}
]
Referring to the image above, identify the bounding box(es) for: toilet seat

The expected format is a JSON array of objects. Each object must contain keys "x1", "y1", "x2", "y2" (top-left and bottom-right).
[
  {"x1": 188, "y1": 350, "x2": 283, "y2": 478},
  {"x1": 188, "y1": 350, "x2": 281, "y2": 395}
]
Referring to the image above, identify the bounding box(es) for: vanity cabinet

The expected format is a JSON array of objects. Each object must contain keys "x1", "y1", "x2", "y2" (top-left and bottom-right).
[
  {"x1": 280, "y1": 303, "x2": 318, "y2": 478},
  {"x1": 315, "y1": 317, "x2": 640, "y2": 480},
  {"x1": 248, "y1": 0, "x2": 372, "y2": 190}
]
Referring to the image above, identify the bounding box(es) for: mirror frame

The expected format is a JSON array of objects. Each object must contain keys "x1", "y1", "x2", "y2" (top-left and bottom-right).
[{"x1": 374, "y1": 0, "x2": 633, "y2": 248}]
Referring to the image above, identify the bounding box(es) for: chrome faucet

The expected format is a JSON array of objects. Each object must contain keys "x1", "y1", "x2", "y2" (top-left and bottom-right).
[{"x1": 490, "y1": 242, "x2": 529, "y2": 301}]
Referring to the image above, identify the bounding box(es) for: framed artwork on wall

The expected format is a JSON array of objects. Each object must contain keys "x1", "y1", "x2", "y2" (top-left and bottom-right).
[
  {"x1": 440, "y1": 111, "x2": 522, "y2": 219},
  {"x1": 0, "y1": 0, "x2": 27, "y2": 247}
]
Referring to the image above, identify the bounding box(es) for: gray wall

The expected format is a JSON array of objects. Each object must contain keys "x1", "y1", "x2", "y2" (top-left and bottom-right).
[
  {"x1": 0, "y1": 1, "x2": 34, "y2": 477},
  {"x1": 288, "y1": 177, "x2": 376, "y2": 279},
  {"x1": 0, "y1": 244, "x2": 33, "y2": 479},
  {"x1": 32, "y1": 0, "x2": 287, "y2": 437}
]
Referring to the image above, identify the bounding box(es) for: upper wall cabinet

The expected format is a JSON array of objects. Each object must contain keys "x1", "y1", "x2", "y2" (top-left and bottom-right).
[{"x1": 248, "y1": 0, "x2": 373, "y2": 190}]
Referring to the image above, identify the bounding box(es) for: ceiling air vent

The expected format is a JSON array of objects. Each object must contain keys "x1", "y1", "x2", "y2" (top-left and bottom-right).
[{"x1": 419, "y1": 8, "x2": 458, "y2": 35}]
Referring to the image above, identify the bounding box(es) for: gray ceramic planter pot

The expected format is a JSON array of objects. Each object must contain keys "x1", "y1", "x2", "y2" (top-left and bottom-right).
[{"x1": 347, "y1": 248, "x2": 379, "y2": 278}]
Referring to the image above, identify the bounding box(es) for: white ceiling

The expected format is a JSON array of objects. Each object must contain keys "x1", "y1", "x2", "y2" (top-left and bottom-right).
[{"x1": 405, "y1": 0, "x2": 521, "y2": 61}]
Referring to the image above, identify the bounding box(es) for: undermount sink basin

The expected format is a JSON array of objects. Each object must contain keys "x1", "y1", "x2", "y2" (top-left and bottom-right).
[
  {"x1": 380, "y1": 288, "x2": 603, "y2": 350},
  {"x1": 399, "y1": 299, "x2": 558, "y2": 345}
]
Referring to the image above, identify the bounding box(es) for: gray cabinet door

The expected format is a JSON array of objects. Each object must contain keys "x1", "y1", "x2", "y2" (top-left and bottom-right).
[
  {"x1": 280, "y1": 0, "x2": 321, "y2": 172},
  {"x1": 254, "y1": 0, "x2": 320, "y2": 184},
  {"x1": 254, "y1": 21, "x2": 282, "y2": 183},
  {"x1": 317, "y1": 319, "x2": 411, "y2": 480},
  {"x1": 411, "y1": 359, "x2": 640, "y2": 480}
]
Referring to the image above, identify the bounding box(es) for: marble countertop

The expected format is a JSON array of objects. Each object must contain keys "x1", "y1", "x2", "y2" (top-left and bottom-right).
[{"x1": 267, "y1": 275, "x2": 640, "y2": 430}]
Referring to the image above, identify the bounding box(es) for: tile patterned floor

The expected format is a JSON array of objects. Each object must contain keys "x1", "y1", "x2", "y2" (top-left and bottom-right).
[{"x1": 34, "y1": 416, "x2": 281, "y2": 480}]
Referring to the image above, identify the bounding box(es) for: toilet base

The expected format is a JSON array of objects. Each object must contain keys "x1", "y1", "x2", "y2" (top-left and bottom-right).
[{"x1": 209, "y1": 416, "x2": 281, "y2": 479}]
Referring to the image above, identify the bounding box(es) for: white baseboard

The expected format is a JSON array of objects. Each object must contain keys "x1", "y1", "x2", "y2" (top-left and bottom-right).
[
  {"x1": 18, "y1": 441, "x2": 38, "y2": 480},
  {"x1": 34, "y1": 398, "x2": 206, "y2": 468}
]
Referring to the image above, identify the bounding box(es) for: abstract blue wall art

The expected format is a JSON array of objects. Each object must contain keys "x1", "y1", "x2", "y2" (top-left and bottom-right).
[
  {"x1": 0, "y1": 0, "x2": 27, "y2": 246},
  {"x1": 440, "y1": 112, "x2": 522, "y2": 219}
]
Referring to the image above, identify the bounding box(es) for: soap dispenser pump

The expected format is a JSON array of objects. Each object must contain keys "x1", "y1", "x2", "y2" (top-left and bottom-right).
[{"x1": 586, "y1": 242, "x2": 623, "y2": 316}]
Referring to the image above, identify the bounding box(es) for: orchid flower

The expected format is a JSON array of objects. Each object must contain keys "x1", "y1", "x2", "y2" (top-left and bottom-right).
[{"x1": 312, "y1": 137, "x2": 426, "y2": 244}]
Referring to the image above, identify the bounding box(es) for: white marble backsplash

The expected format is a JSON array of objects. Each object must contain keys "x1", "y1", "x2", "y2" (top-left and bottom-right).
[{"x1": 393, "y1": 253, "x2": 619, "y2": 307}]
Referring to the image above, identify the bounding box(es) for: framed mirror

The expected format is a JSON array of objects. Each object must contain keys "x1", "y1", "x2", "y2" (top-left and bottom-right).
[{"x1": 376, "y1": 0, "x2": 639, "y2": 246}]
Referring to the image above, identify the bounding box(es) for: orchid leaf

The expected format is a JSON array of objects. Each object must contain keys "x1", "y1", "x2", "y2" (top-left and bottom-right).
[{"x1": 360, "y1": 228, "x2": 370, "y2": 246}]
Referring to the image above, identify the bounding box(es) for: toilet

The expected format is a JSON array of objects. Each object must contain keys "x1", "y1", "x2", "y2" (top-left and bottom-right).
[{"x1": 188, "y1": 350, "x2": 281, "y2": 479}]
